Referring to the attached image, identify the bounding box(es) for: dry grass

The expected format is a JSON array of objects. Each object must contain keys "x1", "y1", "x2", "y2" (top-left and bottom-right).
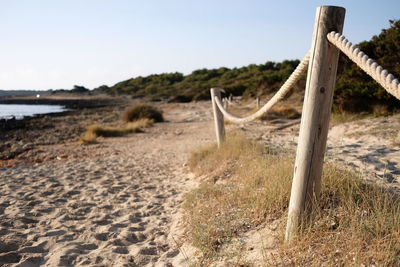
[
  {"x1": 122, "y1": 104, "x2": 163, "y2": 122},
  {"x1": 79, "y1": 129, "x2": 98, "y2": 144},
  {"x1": 80, "y1": 118, "x2": 153, "y2": 143},
  {"x1": 280, "y1": 164, "x2": 400, "y2": 266},
  {"x1": 330, "y1": 106, "x2": 396, "y2": 126},
  {"x1": 185, "y1": 131, "x2": 400, "y2": 265},
  {"x1": 330, "y1": 111, "x2": 370, "y2": 126},
  {"x1": 259, "y1": 105, "x2": 301, "y2": 120},
  {"x1": 185, "y1": 131, "x2": 293, "y2": 261}
]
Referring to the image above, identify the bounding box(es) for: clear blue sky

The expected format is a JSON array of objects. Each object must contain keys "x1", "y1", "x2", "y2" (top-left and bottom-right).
[{"x1": 1, "y1": 0, "x2": 399, "y2": 90}]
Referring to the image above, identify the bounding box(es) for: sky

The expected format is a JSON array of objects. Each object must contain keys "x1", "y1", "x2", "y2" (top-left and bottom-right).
[{"x1": 0, "y1": 0, "x2": 399, "y2": 90}]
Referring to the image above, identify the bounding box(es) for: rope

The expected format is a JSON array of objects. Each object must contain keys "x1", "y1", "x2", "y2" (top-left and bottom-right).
[
  {"x1": 327, "y1": 31, "x2": 400, "y2": 100},
  {"x1": 214, "y1": 50, "x2": 310, "y2": 124}
]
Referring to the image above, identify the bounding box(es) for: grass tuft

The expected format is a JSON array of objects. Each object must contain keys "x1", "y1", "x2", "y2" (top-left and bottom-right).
[
  {"x1": 185, "y1": 132, "x2": 400, "y2": 265},
  {"x1": 80, "y1": 129, "x2": 98, "y2": 144},
  {"x1": 185, "y1": 131, "x2": 293, "y2": 258},
  {"x1": 122, "y1": 104, "x2": 164, "y2": 123},
  {"x1": 80, "y1": 118, "x2": 153, "y2": 143}
]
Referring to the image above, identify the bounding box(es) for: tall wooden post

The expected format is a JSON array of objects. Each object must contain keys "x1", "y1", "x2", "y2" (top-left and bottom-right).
[
  {"x1": 210, "y1": 88, "x2": 225, "y2": 147},
  {"x1": 285, "y1": 6, "x2": 345, "y2": 241}
]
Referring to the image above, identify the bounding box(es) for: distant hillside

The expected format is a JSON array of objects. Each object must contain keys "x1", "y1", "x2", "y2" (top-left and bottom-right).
[
  {"x1": 0, "y1": 86, "x2": 96, "y2": 98},
  {"x1": 100, "y1": 20, "x2": 400, "y2": 112},
  {"x1": 0, "y1": 90, "x2": 52, "y2": 97},
  {"x1": 99, "y1": 60, "x2": 302, "y2": 102}
]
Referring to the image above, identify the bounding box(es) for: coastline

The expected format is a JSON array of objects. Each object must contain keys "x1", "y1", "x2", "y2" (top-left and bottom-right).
[
  {"x1": 0, "y1": 96, "x2": 129, "y2": 167},
  {"x1": 0, "y1": 96, "x2": 123, "y2": 109}
]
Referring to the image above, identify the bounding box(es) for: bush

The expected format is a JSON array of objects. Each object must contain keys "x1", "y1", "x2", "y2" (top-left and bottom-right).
[
  {"x1": 122, "y1": 104, "x2": 163, "y2": 123},
  {"x1": 259, "y1": 105, "x2": 301, "y2": 120}
]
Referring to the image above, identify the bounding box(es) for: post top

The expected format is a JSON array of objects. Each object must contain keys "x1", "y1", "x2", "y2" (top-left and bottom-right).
[{"x1": 318, "y1": 5, "x2": 345, "y2": 10}]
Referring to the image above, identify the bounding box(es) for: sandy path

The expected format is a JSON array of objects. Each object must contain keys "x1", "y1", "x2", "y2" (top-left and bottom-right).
[
  {"x1": 0, "y1": 102, "x2": 213, "y2": 266},
  {"x1": 1, "y1": 101, "x2": 400, "y2": 266}
]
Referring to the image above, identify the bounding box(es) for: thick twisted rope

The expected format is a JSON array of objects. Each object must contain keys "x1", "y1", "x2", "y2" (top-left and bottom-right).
[
  {"x1": 214, "y1": 50, "x2": 310, "y2": 124},
  {"x1": 327, "y1": 31, "x2": 400, "y2": 100}
]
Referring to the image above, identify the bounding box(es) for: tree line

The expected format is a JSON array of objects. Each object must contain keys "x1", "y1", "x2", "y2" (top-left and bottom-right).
[{"x1": 95, "y1": 20, "x2": 400, "y2": 112}]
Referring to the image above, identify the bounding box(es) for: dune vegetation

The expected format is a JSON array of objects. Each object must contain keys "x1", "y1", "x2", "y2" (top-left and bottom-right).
[
  {"x1": 185, "y1": 131, "x2": 400, "y2": 266},
  {"x1": 80, "y1": 103, "x2": 162, "y2": 143},
  {"x1": 80, "y1": 119, "x2": 154, "y2": 143},
  {"x1": 122, "y1": 104, "x2": 164, "y2": 123}
]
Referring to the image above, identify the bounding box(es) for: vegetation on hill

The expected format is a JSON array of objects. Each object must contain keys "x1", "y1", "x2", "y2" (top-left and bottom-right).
[
  {"x1": 104, "y1": 61, "x2": 301, "y2": 102},
  {"x1": 335, "y1": 20, "x2": 400, "y2": 112},
  {"x1": 100, "y1": 20, "x2": 399, "y2": 112}
]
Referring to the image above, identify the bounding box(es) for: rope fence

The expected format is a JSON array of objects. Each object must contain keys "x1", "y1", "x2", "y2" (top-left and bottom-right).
[
  {"x1": 212, "y1": 51, "x2": 310, "y2": 124},
  {"x1": 209, "y1": 5, "x2": 399, "y2": 242},
  {"x1": 327, "y1": 31, "x2": 400, "y2": 100}
]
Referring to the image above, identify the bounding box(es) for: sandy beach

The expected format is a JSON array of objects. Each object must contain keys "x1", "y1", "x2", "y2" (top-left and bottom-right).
[
  {"x1": 0, "y1": 102, "x2": 213, "y2": 266},
  {"x1": 1, "y1": 101, "x2": 399, "y2": 266}
]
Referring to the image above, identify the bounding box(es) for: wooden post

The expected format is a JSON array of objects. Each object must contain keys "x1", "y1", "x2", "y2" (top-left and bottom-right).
[
  {"x1": 210, "y1": 88, "x2": 225, "y2": 147},
  {"x1": 285, "y1": 6, "x2": 345, "y2": 241},
  {"x1": 256, "y1": 97, "x2": 260, "y2": 109},
  {"x1": 223, "y1": 98, "x2": 229, "y2": 110}
]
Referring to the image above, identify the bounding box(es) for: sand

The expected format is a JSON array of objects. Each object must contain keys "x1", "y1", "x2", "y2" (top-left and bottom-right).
[
  {"x1": 236, "y1": 113, "x2": 400, "y2": 193},
  {"x1": 0, "y1": 102, "x2": 213, "y2": 266},
  {"x1": 1, "y1": 101, "x2": 399, "y2": 266}
]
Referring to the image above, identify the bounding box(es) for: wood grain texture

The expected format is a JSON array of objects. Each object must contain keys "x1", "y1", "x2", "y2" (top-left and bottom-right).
[{"x1": 285, "y1": 6, "x2": 345, "y2": 241}]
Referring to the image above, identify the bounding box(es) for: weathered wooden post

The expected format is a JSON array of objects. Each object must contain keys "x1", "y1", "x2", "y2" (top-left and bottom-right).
[
  {"x1": 223, "y1": 98, "x2": 229, "y2": 110},
  {"x1": 210, "y1": 88, "x2": 225, "y2": 147},
  {"x1": 256, "y1": 97, "x2": 260, "y2": 109},
  {"x1": 285, "y1": 6, "x2": 345, "y2": 241}
]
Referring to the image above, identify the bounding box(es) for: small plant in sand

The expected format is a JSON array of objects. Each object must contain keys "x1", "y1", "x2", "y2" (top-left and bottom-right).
[
  {"x1": 185, "y1": 131, "x2": 399, "y2": 265},
  {"x1": 80, "y1": 129, "x2": 98, "y2": 144},
  {"x1": 123, "y1": 104, "x2": 164, "y2": 123},
  {"x1": 80, "y1": 119, "x2": 153, "y2": 143}
]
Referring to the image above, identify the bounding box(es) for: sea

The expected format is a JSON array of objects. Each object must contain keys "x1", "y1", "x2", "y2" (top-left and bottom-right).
[{"x1": 0, "y1": 104, "x2": 67, "y2": 119}]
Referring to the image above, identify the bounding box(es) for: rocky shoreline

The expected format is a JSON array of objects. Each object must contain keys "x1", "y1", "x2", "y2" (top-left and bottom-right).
[{"x1": 0, "y1": 96, "x2": 129, "y2": 167}]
